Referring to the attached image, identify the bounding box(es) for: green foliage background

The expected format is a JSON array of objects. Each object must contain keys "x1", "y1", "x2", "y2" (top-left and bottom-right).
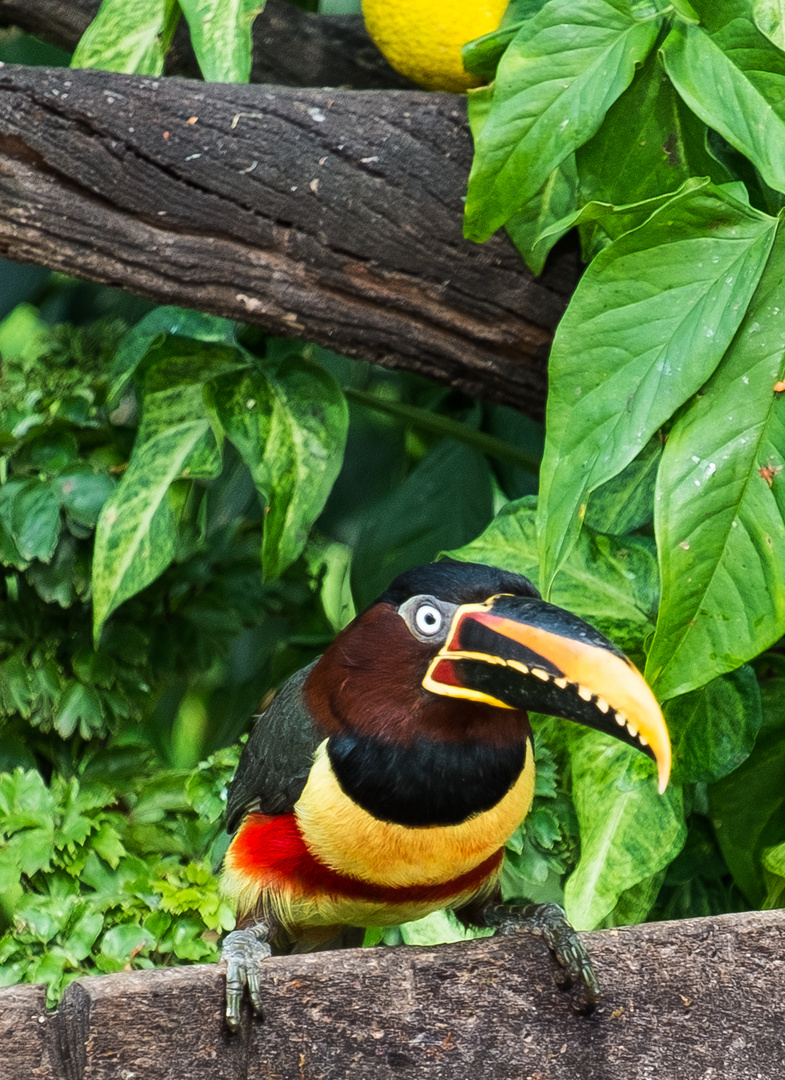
[{"x1": 1, "y1": 0, "x2": 784, "y2": 1004}]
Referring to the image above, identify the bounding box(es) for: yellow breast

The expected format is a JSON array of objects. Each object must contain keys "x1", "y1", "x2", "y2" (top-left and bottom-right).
[{"x1": 295, "y1": 738, "x2": 535, "y2": 889}]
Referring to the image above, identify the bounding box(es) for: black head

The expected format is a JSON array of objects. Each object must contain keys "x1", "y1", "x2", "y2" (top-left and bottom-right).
[{"x1": 377, "y1": 558, "x2": 540, "y2": 609}]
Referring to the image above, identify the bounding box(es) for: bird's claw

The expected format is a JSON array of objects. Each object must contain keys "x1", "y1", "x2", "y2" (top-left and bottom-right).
[
  {"x1": 487, "y1": 901, "x2": 600, "y2": 1014},
  {"x1": 222, "y1": 927, "x2": 272, "y2": 1031}
]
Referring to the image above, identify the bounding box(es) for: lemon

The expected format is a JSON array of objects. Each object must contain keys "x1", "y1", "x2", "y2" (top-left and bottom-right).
[{"x1": 362, "y1": 0, "x2": 508, "y2": 93}]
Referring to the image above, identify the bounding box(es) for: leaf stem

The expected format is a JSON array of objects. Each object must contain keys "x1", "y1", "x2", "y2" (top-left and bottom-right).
[{"x1": 344, "y1": 388, "x2": 541, "y2": 473}]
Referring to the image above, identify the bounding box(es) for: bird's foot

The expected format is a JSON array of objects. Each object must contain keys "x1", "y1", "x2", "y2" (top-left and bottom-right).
[
  {"x1": 485, "y1": 901, "x2": 600, "y2": 1014},
  {"x1": 222, "y1": 923, "x2": 274, "y2": 1031}
]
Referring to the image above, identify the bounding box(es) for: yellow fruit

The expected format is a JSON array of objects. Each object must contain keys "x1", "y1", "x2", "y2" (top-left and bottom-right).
[{"x1": 362, "y1": 0, "x2": 508, "y2": 93}]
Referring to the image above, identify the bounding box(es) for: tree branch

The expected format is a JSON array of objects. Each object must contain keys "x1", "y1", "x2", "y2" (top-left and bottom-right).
[
  {"x1": 0, "y1": 65, "x2": 578, "y2": 416},
  {"x1": 0, "y1": 0, "x2": 418, "y2": 90},
  {"x1": 3, "y1": 909, "x2": 784, "y2": 1079}
]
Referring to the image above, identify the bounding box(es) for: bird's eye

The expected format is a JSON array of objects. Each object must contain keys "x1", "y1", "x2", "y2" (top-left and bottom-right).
[
  {"x1": 397, "y1": 594, "x2": 456, "y2": 643},
  {"x1": 414, "y1": 604, "x2": 443, "y2": 636}
]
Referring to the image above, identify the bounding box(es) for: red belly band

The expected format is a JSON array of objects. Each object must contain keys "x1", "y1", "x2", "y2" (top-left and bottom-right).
[{"x1": 230, "y1": 812, "x2": 503, "y2": 904}]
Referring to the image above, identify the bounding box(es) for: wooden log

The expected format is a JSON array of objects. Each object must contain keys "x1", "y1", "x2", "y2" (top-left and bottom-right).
[
  {"x1": 1, "y1": 909, "x2": 783, "y2": 1080},
  {"x1": 0, "y1": 64, "x2": 577, "y2": 416}
]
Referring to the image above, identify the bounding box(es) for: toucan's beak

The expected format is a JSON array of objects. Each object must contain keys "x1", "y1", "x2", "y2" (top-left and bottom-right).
[{"x1": 422, "y1": 593, "x2": 671, "y2": 793}]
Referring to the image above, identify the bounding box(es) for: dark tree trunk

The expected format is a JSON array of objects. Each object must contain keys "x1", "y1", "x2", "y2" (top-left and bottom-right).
[{"x1": 0, "y1": 64, "x2": 579, "y2": 416}]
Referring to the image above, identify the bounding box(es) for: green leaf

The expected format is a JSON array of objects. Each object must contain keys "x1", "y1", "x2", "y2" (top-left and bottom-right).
[
  {"x1": 0, "y1": 768, "x2": 56, "y2": 825},
  {"x1": 65, "y1": 909, "x2": 104, "y2": 963},
  {"x1": 564, "y1": 734, "x2": 686, "y2": 929},
  {"x1": 212, "y1": 358, "x2": 348, "y2": 580},
  {"x1": 71, "y1": 0, "x2": 180, "y2": 76},
  {"x1": 55, "y1": 469, "x2": 116, "y2": 529},
  {"x1": 100, "y1": 923, "x2": 154, "y2": 967},
  {"x1": 90, "y1": 822, "x2": 126, "y2": 869},
  {"x1": 92, "y1": 343, "x2": 240, "y2": 635},
  {"x1": 646, "y1": 222, "x2": 785, "y2": 699},
  {"x1": 178, "y1": 0, "x2": 265, "y2": 83},
  {"x1": 25, "y1": 433, "x2": 80, "y2": 475},
  {"x1": 537, "y1": 182, "x2": 778, "y2": 596},
  {"x1": 665, "y1": 666, "x2": 762, "y2": 784},
  {"x1": 0, "y1": 479, "x2": 62, "y2": 563},
  {"x1": 54, "y1": 683, "x2": 106, "y2": 740},
  {"x1": 755, "y1": 0, "x2": 785, "y2": 51},
  {"x1": 464, "y1": 0, "x2": 661, "y2": 240},
  {"x1": 709, "y1": 677, "x2": 785, "y2": 905},
  {"x1": 661, "y1": 3, "x2": 785, "y2": 197},
  {"x1": 762, "y1": 838, "x2": 785, "y2": 907}
]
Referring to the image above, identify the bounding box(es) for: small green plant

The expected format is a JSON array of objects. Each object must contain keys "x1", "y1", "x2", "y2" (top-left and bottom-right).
[{"x1": 0, "y1": 746, "x2": 238, "y2": 1003}]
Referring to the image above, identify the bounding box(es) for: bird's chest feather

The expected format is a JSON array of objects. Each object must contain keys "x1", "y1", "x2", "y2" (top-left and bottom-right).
[{"x1": 295, "y1": 736, "x2": 535, "y2": 888}]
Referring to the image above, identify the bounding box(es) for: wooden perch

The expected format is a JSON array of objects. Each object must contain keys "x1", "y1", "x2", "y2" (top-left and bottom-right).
[
  {"x1": 0, "y1": 64, "x2": 578, "y2": 415},
  {"x1": 0, "y1": 0, "x2": 418, "y2": 91},
  {"x1": 2, "y1": 909, "x2": 783, "y2": 1079}
]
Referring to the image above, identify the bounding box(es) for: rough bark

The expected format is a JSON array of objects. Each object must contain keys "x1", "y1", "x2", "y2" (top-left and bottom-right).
[
  {"x1": 2, "y1": 909, "x2": 784, "y2": 1080},
  {"x1": 0, "y1": 0, "x2": 418, "y2": 90},
  {"x1": 0, "y1": 64, "x2": 578, "y2": 416}
]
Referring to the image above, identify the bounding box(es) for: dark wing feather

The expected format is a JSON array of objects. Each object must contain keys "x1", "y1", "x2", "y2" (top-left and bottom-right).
[{"x1": 225, "y1": 660, "x2": 322, "y2": 833}]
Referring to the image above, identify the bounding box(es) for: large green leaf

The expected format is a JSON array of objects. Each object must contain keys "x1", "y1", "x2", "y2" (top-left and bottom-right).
[
  {"x1": 178, "y1": 0, "x2": 265, "y2": 83},
  {"x1": 646, "y1": 223, "x2": 785, "y2": 699},
  {"x1": 212, "y1": 358, "x2": 347, "y2": 581},
  {"x1": 71, "y1": 0, "x2": 180, "y2": 76},
  {"x1": 92, "y1": 343, "x2": 244, "y2": 635},
  {"x1": 464, "y1": 0, "x2": 661, "y2": 241},
  {"x1": 537, "y1": 183, "x2": 777, "y2": 596},
  {"x1": 661, "y1": 2, "x2": 785, "y2": 197},
  {"x1": 564, "y1": 734, "x2": 686, "y2": 930},
  {"x1": 664, "y1": 665, "x2": 762, "y2": 784},
  {"x1": 709, "y1": 677, "x2": 785, "y2": 906}
]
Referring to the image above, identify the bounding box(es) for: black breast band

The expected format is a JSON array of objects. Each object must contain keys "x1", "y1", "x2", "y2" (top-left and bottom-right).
[{"x1": 327, "y1": 734, "x2": 528, "y2": 827}]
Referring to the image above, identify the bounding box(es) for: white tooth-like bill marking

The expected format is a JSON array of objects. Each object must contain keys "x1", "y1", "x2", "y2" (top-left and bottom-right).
[
  {"x1": 554, "y1": 677, "x2": 568, "y2": 689},
  {"x1": 615, "y1": 711, "x2": 627, "y2": 727},
  {"x1": 595, "y1": 697, "x2": 610, "y2": 714},
  {"x1": 577, "y1": 685, "x2": 592, "y2": 701},
  {"x1": 531, "y1": 668, "x2": 550, "y2": 682}
]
